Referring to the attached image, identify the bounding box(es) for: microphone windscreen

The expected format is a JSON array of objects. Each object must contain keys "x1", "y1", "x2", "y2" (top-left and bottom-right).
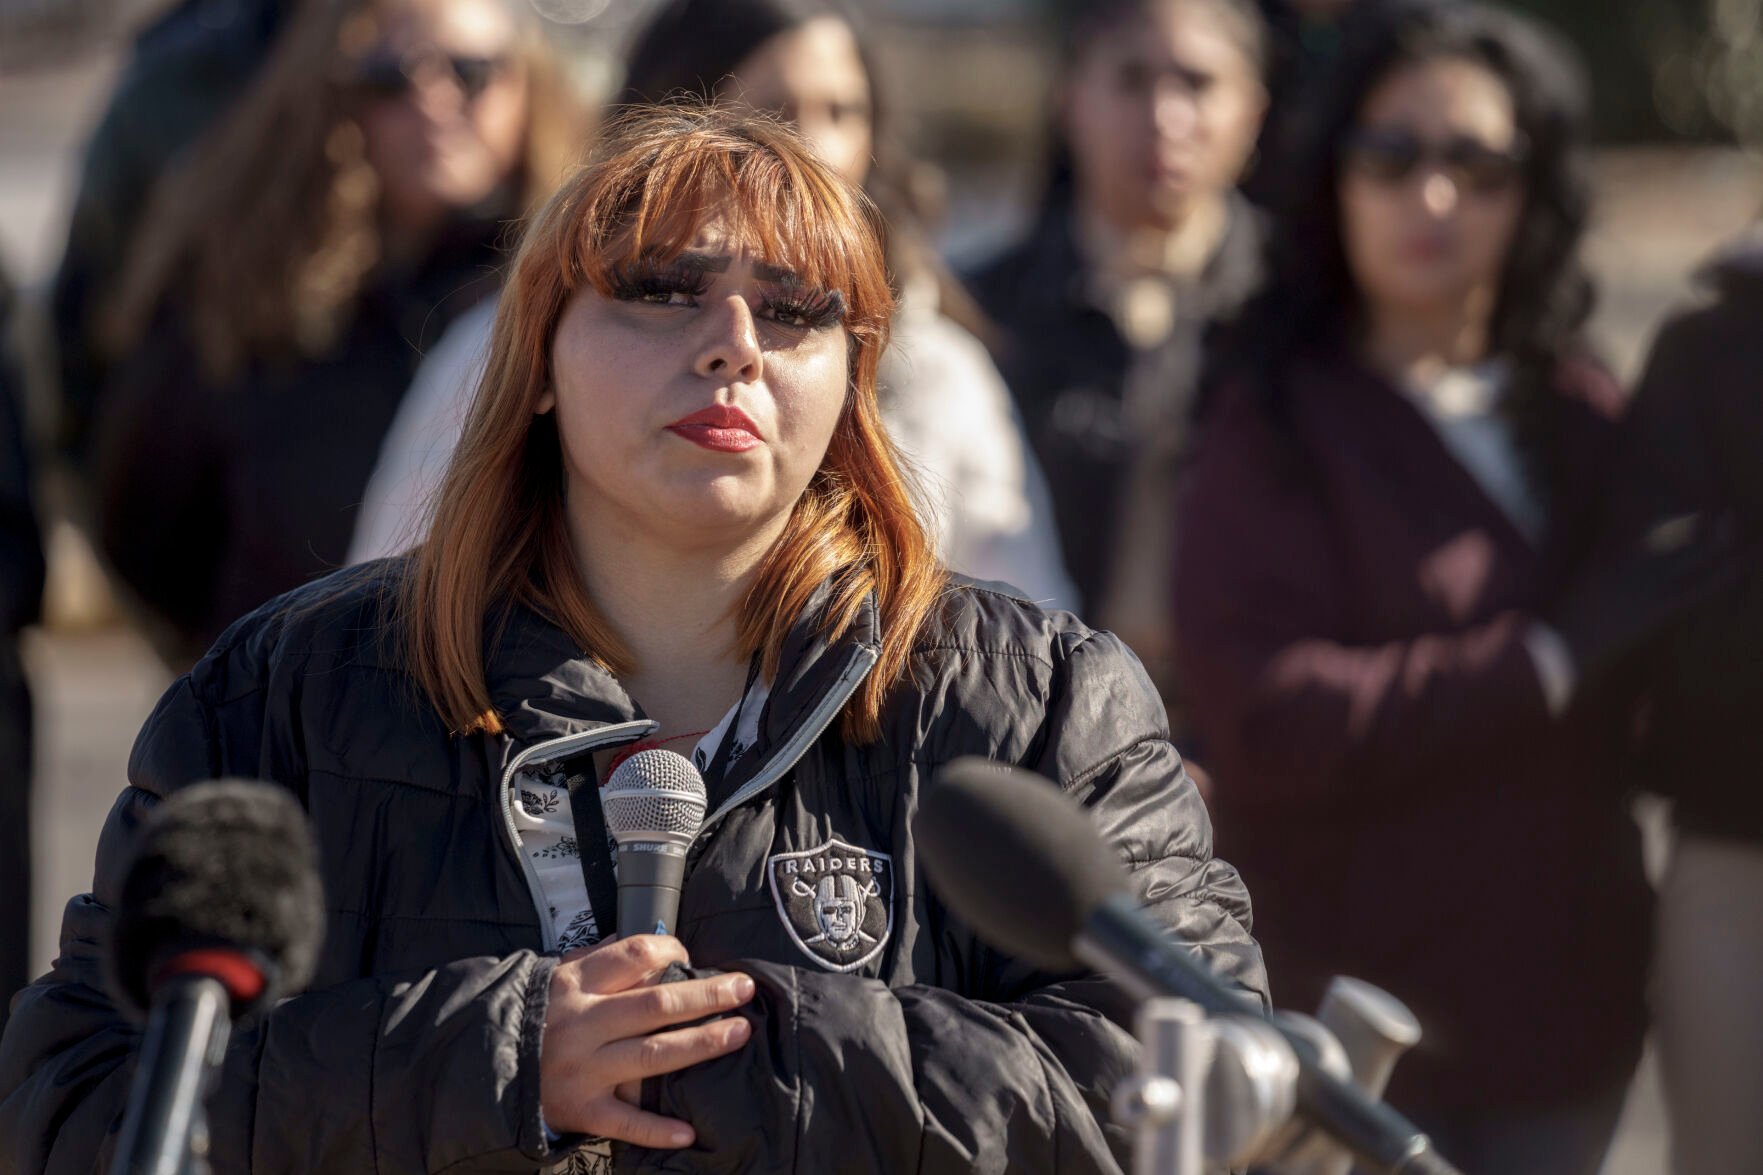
[
  {"x1": 603, "y1": 749, "x2": 708, "y2": 843},
  {"x1": 915, "y1": 758, "x2": 1128, "y2": 970},
  {"x1": 108, "y1": 779, "x2": 324, "y2": 1019}
]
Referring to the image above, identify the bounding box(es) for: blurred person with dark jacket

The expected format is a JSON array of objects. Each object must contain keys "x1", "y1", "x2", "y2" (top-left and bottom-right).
[
  {"x1": 966, "y1": 0, "x2": 1267, "y2": 724},
  {"x1": 1600, "y1": 227, "x2": 1763, "y2": 1175},
  {"x1": 1170, "y1": 5, "x2": 1718, "y2": 1170},
  {"x1": 89, "y1": 0, "x2": 580, "y2": 667},
  {"x1": 51, "y1": 0, "x2": 298, "y2": 466},
  {"x1": 0, "y1": 269, "x2": 46, "y2": 1037}
]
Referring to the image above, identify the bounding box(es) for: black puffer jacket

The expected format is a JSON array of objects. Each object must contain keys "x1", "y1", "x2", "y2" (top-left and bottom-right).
[{"x1": 0, "y1": 560, "x2": 1265, "y2": 1174}]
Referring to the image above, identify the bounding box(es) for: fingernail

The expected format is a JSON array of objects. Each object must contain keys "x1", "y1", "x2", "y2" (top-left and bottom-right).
[
  {"x1": 730, "y1": 974, "x2": 755, "y2": 1000},
  {"x1": 670, "y1": 1128, "x2": 693, "y2": 1147},
  {"x1": 726, "y1": 1018, "x2": 751, "y2": 1045}
]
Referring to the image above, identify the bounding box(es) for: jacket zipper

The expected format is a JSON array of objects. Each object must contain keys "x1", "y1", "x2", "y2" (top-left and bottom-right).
[
  {"x1": 498, "y1": 719, "x2": 658, "y2": 950},
  {"x1": 696, "y1": 644, "x2": 879, "y2": 836}
]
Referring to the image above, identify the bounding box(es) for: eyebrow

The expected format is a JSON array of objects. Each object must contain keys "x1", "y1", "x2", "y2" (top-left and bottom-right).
[
  {"x1": 753, "y1": 260, "x2": 801, "y2": 284},
  {"x1": 671, "y1": 252, "x2": 803, "y2": 284},
  {"x1": 671, "y1": 251, "x2": 730, "y2": 274}
]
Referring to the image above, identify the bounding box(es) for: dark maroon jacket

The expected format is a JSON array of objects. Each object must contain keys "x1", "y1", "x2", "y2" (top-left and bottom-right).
[{"x1": 1172, "y1": 348, "x2": 1650, "y2": 1113}]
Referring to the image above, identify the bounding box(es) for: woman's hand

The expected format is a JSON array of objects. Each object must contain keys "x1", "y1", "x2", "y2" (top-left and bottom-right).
[{"x1": 540, "y1": 935, "x2": 755, "y2": 1147}]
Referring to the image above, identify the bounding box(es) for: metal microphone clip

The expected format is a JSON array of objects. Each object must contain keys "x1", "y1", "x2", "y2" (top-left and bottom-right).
[{"x1": 1117, "y1": 976, "x2": 1425, "y2": 1174}]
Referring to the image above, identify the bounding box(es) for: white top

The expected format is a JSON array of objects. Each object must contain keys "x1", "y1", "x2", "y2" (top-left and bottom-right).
[
  {"x1": 878, "y1": 281, "x2": 1078, "y2": 609},
  {"x1": 512, "y1": 678, "x2": 769, "y2": 952},
  {"x1": 1398, "y1": 360, "x2": 1544, "y2": 544},
  {"x1": 348, "y1": 291, "x2": 1078, "y2": 610},
  {"x1": 347, "y1": 297, "x2": 496, "y2": 563},
  {"x1": 1397, "y1": 360, "x2": 1575, "y2": 714}
]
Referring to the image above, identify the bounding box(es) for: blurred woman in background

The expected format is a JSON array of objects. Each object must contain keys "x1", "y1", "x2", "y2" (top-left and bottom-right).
[
  {"x1": 966, "y1": 0, "x2": 1267, "y2": 719},
  {"x1": 1173, "y1": 5, "x2": 1724, "y2": 1169},
  {"x1": 92, "y1": 0, "x2": 579, "y2": 664},
  {"x1": 353, "y1": 0, "x2": 1075, "y2": 608}
]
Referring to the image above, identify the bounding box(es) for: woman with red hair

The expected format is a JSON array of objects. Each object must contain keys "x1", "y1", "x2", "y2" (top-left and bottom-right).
[{"x1": 1, "y1": 106, "x2": 1263, "y2": 1173}]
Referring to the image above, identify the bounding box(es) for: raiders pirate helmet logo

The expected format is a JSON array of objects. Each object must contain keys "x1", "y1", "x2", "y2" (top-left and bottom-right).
[{"x1": 766, "y1": 838, "x2": 894, "y2": 972}]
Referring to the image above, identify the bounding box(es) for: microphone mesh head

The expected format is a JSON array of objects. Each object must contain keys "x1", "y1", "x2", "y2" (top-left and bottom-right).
[
  {"x1": 109, "y1": 779, "x2": 324, "y2": 1019},
  {"x1": 603, "y1": 749, "x2": 708, "y2": 842}
]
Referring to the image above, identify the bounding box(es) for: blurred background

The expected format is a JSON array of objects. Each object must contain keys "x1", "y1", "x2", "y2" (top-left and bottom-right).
[{"x1": 1, "y1": 1, "x2": 1759, "y2": 1170}]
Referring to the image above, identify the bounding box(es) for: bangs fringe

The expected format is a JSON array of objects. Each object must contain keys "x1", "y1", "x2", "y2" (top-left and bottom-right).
[{"x1": 566, "y1": 111, "x2": 891, "y2": 351}]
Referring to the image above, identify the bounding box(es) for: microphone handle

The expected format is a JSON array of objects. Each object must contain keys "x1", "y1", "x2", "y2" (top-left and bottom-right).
[
  {"x1": 615, "y1": 843, "x2": 689, "y2": 936},
  {"x1": 1075, "y1": 895, "x2": 1463, "y2": 1175},
  {"x1": 115, "y1": 974, "x2": 231, "y2": 1175}
]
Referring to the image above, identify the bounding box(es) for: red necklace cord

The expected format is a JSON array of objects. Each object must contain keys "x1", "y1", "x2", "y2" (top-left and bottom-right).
[{"x1": 604, "y1": 729, "x2": 712, "y2": 778}]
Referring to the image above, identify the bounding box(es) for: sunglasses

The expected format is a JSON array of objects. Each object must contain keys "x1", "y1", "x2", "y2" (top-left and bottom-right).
[
  {"x1": 1340, "y1": 126, "x2": 1529, "y2": 195},
  {"x1": 348, "y1": 52, "x2": 511, "y2": 102}
]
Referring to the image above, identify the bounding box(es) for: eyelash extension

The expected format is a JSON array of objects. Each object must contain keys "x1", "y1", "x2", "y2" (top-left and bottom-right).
[
  {"x1": 606, "y1": 260, "x2": 712, "y2": 304},
  {"x1": 606, "y1": 259, "x2": 847, "y2": 329},
  {"x1": 763, "y1": 287, "x2": 847, "y2": 330}
]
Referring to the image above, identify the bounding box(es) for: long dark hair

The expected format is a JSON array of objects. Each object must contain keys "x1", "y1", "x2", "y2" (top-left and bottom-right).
[
  {"x1": 1221, "y1": 0, "x2": 1594, "y2": 497},
  {"x1": 106, "y1": 0, "x2": 581, "y2": 382},
  {"x1": 618, "y1": 0, "x2": 988, "y2": 339}
]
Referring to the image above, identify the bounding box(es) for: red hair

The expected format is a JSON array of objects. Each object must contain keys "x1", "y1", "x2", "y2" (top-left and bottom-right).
[{"x1": 403, "y1": 104, "x2": 944, "y2": 740}]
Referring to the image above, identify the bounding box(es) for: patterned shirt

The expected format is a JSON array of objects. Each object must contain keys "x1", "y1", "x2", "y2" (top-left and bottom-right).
[{"x1": 512, "y1": 679, "x2": 770, "y2": 952}]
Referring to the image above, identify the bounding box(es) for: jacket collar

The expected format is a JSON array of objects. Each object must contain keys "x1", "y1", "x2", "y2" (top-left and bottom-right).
[
  {"x1": 484, "y1": 577, "x2": 883, "y2": 762},
  {"x1": 727, "y1": 582, "x2": 880, "y2": 802},
  {"x1": 484, "y1": 603, "x2": 637, "y2": 747},
  {"x1": 1009, "y1": 191, "x2": 1265, "y2": 321},
  {"x1": 1297, "y1": 347, "x2": 1542, "y2": 559}
]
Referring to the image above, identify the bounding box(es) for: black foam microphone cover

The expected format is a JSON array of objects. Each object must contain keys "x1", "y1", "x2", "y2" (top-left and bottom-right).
[
  {"x1": 108, "y1": 779, "x2": 325, "y2": 1020},
  {"x1": 914, "y1": 757, "x2": 1126, "y2": 970}
]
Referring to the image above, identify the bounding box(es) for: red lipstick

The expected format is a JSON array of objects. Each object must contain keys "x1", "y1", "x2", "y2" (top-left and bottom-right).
[{"x1": 665, "y1": 404, "x2": 763, "y2": 453}]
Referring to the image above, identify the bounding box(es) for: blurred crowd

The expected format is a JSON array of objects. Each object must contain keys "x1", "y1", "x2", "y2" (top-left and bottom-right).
[{"x1": 2, "y1": 0, "x2": 1760, "y2": 1172}]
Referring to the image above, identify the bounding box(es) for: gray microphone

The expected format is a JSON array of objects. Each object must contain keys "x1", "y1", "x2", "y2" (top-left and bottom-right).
[{"x1": 602, "y1": 749, "x2": 708, "y2": 936}]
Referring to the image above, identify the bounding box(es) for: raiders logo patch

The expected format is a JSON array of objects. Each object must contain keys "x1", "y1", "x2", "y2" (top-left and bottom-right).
[{"x1": 766, "y1": 838, "x2": 894, "y2": 972}]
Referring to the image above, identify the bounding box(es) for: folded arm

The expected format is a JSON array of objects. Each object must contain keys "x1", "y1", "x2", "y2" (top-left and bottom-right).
[{"x1": 1173, "y1": 401, "x2": 1555, "y2": 807}]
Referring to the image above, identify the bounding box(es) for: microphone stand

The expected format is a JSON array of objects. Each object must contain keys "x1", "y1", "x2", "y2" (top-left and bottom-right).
[
  {"x1": 1115, "y1": 997, "x2": 1294, "y2": 1175},
  {"x1": 1114, "y1": 977, "x2": 1442, "y2": 1175},
  {"x1": 115, "y1": 974, "x2": 230, "y2": 1175}
]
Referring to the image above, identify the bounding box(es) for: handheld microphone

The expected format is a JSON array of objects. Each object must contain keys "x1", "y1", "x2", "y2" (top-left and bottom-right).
[
  {"x1": 914, "y1": 759, "x2": 1462, "y2": 1175},
  {"x1": 602, "y1": 750, "x2": 708, "y2": 937},
  {"x1": 107, "y1": 780, "x2": 325, "y2": 1175}
]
